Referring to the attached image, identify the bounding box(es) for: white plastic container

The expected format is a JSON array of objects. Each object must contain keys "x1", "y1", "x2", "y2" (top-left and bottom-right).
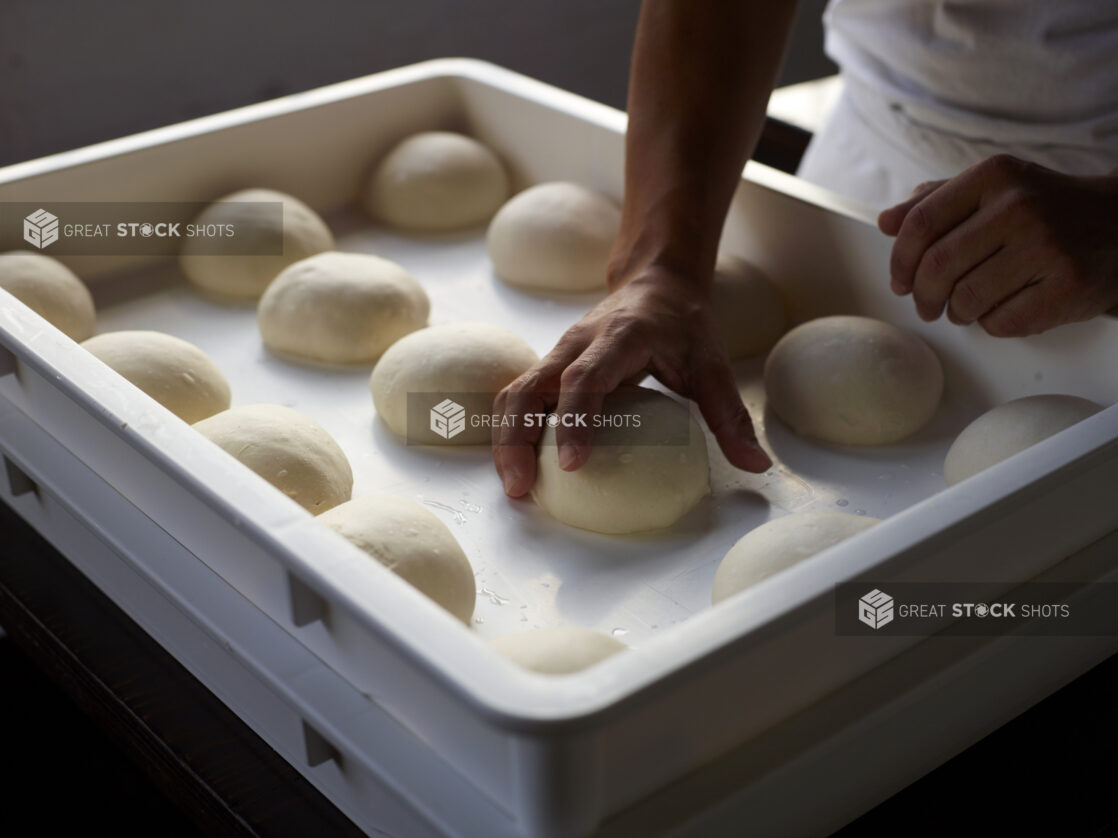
[{"x1": 1, "y1": 60, "x2": 1115, "y2": 836}]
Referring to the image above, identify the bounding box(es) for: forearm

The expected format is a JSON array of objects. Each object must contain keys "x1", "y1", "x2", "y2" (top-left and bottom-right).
[{"x1": 611, "y1": 0, "x2": 799, "y2": 289}]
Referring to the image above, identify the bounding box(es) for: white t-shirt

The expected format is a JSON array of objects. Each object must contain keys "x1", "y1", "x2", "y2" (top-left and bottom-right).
[{"x1": 798, "y1": 0, "x2": 1118, "y2": 206}]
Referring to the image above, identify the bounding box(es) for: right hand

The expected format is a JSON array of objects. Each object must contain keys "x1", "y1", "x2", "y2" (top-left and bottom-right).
[{"x1": 491, "y1": 265, "x2": 772, "y2": 498}]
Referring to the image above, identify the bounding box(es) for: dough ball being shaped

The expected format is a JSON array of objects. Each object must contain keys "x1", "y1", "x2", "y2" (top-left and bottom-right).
[
  {"x1": 711, "y1": 254, "x2": 787, "y2": 359},
  {"x1": 944, "y1": 394, "x2": 1104, "y2": 486},
  {"x1": 370, "y1": 322, "x2": 538, "y2": 445},
  {"x1": 490, "y1": 627, "x2": 626, "y2": 675},
  {"x1": 712, "y1": 510, "x2": 879, "y2": 603},
  {"x1": 532, "y1": 388, "x2": 710, "y2": 534},
  {"x1": 0, "y1": 251, "x2": 95, "y2": 341},
  {"x1": 82, "y1": 331, "x2": 231, "y2": 423},
  {"x1": 487, "y1": 181, "x2": 620, "y2": 292},
  {"x1": 318, "y1": 494, "x2": 475, "y2": 623},
  {"x1": 180, "y1": 189, "x2": 334, "y2": 300},
  {"x1": 367, "y1": 131, "x2": 510, "y2": 231},
  {"x1": 764, "y1": 315, "x2": 943, "y2": 446},
  {"x1": 258, "y1": 252, "x2": 429, "y2": 364},
  {"x1": 194, "y1": 404, "x2": 352, "y2": 514}
]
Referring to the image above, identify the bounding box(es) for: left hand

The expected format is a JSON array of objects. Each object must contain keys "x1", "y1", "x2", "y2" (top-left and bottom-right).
[{"x1": 878, "y1": 154, "x2": 1118, "y2": 337}]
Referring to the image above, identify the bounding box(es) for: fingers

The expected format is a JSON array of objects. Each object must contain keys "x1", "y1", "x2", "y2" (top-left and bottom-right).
[
  {"x1": 908, "y1": 202, "x2": 1006, "y2": 320},
  {"x1": 978, "y1": 278, "x2": 1062, "y2": 338},
  {"x1": 553, "y1": 334, "x2": 651, "y2": 471},
  {"x1": 492, "y1": 342, "x2": 579, "y2": 497},
  {"x1": 689, "y1": 351, "x2": 772, "y2": 473},
  {"x1": 491, "y1": 373, "x2": 553, "y2": 498},
  {"x1": 886, "y1": 156, "x2": 1032, "y2": 298},
  {"x1": 877, "y1": 179, "x2": 945, "y2": 236},
  {"x1": 944, "y1": 247, "x2": 1029, "y2": 325},
  {"x1": 887, "y1": 181, "x2": 987, "y2": 296}
]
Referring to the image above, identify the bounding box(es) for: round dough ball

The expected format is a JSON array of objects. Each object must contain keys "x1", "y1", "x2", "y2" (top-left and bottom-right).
[
  {"x1": 370, "y1": 322, "x2": 538, "y2": 445},
  {"x1": 944, "y1": 394, "x2": 1104, "y2": 486},
  {"x1": 764, "y1": 315, "x2": 944, "y2": 446},
  {"x1": 487, "y1": 181, "x2": 620, "y2": 292},
  {"x1": 490, "y1": 627, "x2": 626, "y2": 675},
  {"x1": 318, "y1": 494, "x2": 475, "y2": 623},
  {"x1": 179, "y1": 188, "x2": 334, "y2": 300},
  {"x1": 82, "y1": 330, "x2": 231, "y2": 423},
  {"x1": 532, "y1": 388, "x2": 710, "y2": 534},
  {"x1": 258, "y1": 252, "x2": 429, "y2": 364},
  {"x1": 0, "y1": 251, "x2": 95, "y2": 341},
  {"x1": 711, "y1": 254, "x2": 787, "y2": 359},
  {"x1": 712, "y1": 510, "x2": 879, "y2": 603},
  {"x1": 367, "y1": 131, "x2": 509, "y2": 231},
  {"x1": 194, "y1": 404, "x2": 352, "y2": 514}
]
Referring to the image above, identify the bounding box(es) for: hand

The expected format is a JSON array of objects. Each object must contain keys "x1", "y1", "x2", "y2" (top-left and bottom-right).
[
  {"x1": 878, "y1": 154, "x2": 1118, "y2": 336},
  {"x1": 491, "y1": 267, "x2": 773, "y2": 498}
]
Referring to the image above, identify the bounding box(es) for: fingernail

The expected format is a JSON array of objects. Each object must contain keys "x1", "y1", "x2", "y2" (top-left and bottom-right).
[
  {"x1": 891, "y1": 278, "x2": 908, "y2": 295},
  {"x1": 558, "y1": 444, "x2": 579, "y2": 471},
  {"x1": 502, "y1": 469, "x2": 520, "y2": 496}
]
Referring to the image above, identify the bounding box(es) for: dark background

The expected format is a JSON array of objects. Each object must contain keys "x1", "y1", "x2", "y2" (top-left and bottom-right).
[{"x1": 0, "y1": 0, "x2": 834, "y2": 167}]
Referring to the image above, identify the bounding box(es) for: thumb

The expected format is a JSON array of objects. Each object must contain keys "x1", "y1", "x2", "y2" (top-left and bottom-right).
[
  {"x1": 690, "y1": 354, "x2": 772, "y2": 473},
  {"x1": 878, "y1": 179, "x2": 946, "y2": 236}
]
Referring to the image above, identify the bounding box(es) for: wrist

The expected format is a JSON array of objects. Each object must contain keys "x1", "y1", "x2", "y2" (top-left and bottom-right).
[{"x1": 607, "y1": 226, "x2": 719, "y2": 294}]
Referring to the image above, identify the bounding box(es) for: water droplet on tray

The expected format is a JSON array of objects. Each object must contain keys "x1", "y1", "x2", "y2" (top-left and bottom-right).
[
  {"x1": 420, "y1": 498, "x2": 467, "y2": 524},
  {"x1": 835, "y1": 498, "x2": 849, "y2": 507},
  {"x1": 479, "y1": 586, "x2": 510, "y2": 605},
  {"x1": 611, "y1": 627, "x2": 629, "y2": 637}
]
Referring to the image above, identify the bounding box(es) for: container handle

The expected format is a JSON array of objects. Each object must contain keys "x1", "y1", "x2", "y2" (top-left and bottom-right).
[
  {"x1": 301, "y1": 720, "x2": 341, "y2": 768},
  {"x1": 288, "y1": 571, "x2": 328, "y2": 627}
]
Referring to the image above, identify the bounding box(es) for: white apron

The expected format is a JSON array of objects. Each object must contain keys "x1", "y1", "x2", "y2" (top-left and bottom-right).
[{"x1": 797, "y1": 0, "x2": 1118, "y2": 208}]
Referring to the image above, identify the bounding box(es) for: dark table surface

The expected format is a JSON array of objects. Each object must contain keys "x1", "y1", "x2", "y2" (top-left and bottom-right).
[{"x1": 2, "y1": 497, "x2": 1115, "y2": 837}]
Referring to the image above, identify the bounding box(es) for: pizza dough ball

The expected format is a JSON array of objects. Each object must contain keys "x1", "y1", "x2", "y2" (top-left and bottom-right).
[
  {"x1": 82, "y1": 331, "x2": 231, "y2": 423},
  {"x1": 944, "y1": 394, "x2": 1104, "y2": 486},
  {"x1": 712, "y1": 510, "x2": 879, "y2": 603},
  {"x1": 764, "y1": 315, "x2": 943, "y2": 446},
  {"x1": 258, "y1": 252, "x2": 429, "y2": 364},
  {"x1": 0, "y1": 251, "x2": 95, "y2": 341},
  {"x1": 532, "y1": 388, "x2": 710, "y2": 534},
  {"x1": 490, "y1": 627, "x2": 626, "y2": 674},
  {"x1": 179, "y1": 188, "x2": 334, "y2": 300},
  {"x1": 367, "y1": 131, "x2": 509, "y2": 231},
  {"x1": 711, "y1": 254, "x2": 787, "y2": 359},
  {"x1": 487, "y1": 182, "x2": 620, "y2": 292},
  {"x1": 194, "y1": 404, "x2": 352, "y2": 514},
  {"x1": 370, "y1": 322, "x2": 538, "y2": 445},
  {"x1": 318, "y1": 494, "x2": 475, "y2": 623}
]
